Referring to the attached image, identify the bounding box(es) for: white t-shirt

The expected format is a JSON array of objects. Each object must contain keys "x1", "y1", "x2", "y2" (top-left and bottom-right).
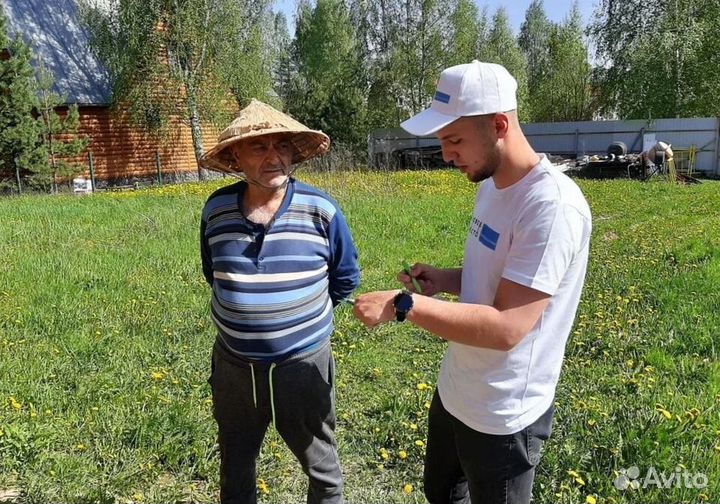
[{"x1": 437, "y1": 155, "x2": 592, "y2": 435}]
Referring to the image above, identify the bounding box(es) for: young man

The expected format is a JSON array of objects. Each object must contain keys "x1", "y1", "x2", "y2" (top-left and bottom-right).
[
  {"x1": 200, "y1": 99, "x2": 360, "y2": 504},
  {"x1": 353, "y1": 61, "x2": 592, "y2": 504}
]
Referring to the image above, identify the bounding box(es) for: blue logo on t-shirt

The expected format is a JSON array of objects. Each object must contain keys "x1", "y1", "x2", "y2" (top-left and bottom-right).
[{"x1": 479, "y1": 224, "x2": 500, "y2": 250}]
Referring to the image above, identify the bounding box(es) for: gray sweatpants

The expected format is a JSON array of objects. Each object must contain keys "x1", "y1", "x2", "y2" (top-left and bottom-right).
[{"x1": 209, "y1": 338, "x2": 343, "y2": 504}]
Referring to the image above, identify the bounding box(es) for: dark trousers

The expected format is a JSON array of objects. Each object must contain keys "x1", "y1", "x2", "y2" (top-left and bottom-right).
[
  {"x1": 424, "y1": 390, "x2": 554, "y2": 504},
  {"x1": 209, "y1": 339, "x2": 343, "y2": 504}
]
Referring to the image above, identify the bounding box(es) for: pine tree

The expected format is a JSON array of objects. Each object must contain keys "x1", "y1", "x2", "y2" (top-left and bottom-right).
[
  {"x1": 289, "y1": 0, "x2": 367, "y2": 154},
  {"x1": 0, "y1": 5, "x2": 45, "y2": 192},
  {"x1": 33, "y1": 57, "x2": 88, "y2": 193}
]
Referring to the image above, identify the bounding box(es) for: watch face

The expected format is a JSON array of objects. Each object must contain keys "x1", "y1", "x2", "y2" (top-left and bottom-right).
[{"x1": 395, "y1": 293, "x2": 413, "y2": 312}]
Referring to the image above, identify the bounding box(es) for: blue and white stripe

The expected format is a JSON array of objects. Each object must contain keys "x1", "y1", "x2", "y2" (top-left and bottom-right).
[{"x1": 200, "y1": 179, "x2": 360, "y2": 361}]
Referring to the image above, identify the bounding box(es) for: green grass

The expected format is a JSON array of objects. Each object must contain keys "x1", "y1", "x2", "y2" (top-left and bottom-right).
[{"x1": 1, "y1": 171, "x2": 719, "y2": 503}]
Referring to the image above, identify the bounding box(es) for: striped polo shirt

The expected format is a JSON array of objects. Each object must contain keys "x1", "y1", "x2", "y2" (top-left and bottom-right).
[{"x1": 200, "y1": 178, "x2": 360, "y2": 361}]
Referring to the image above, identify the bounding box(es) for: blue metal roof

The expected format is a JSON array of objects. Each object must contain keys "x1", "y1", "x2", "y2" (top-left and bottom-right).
[{"x1": 2, "y1": 0, "x2": 112, "y2": 105}]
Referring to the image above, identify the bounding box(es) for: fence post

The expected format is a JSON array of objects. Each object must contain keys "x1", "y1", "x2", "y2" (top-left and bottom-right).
[
  {"x1": 88, "y1": 152, "x2": 96, "y2": 192},
  {"x1": 715, "y1": 117, "x2": 720, "y2": 176},
  {"x1": 155, "y1": 150, "x2": 163, "y2": 185},
  {"x1": 14, "y1": 158, "x2": 21, "y2": 195},
  {"x1": 574, "y1": 128, "x2": 579, "y2": 158}
]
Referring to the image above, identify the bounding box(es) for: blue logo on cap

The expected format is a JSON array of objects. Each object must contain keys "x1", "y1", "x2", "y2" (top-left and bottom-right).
[{"x1": 434, "y1": 91, "x2": 451, "y2": 104}]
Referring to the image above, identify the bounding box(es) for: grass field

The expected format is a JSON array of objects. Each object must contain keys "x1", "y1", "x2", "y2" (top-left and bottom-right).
[{"x1": 1, "y1": 170, "x2": 719, "y2": 504}]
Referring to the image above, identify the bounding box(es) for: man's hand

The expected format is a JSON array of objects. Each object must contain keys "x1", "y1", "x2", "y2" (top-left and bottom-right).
[
  {"x1": 352, "y1": 290, "x2": 400, "y2": 327},
  {"x1": 397, "y1": 263, "x2": 446, "y2": 297}
]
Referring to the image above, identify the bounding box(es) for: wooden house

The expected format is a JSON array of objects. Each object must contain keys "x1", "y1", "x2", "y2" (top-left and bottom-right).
[{"x1": 2, "y1": 0, "x2": 219, "y2": 184}]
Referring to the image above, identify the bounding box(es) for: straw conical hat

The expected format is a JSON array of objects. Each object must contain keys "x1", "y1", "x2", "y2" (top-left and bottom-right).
[{"x1": 200, "y1": 99, "x2": 331, "y2": 174}]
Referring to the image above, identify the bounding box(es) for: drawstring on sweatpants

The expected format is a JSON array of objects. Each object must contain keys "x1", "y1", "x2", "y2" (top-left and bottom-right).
[
  {"x1": 269, "y1": 363, "x2": 277, "y2": 428},
  {"x1": 250, "y1": 363, "x2": 258, "y2": 408},
  {"x1": 249, "y1": 362, "x2": 277, "y2": 428}
]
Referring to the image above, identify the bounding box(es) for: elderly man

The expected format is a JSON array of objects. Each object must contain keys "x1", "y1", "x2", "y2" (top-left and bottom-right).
[
  {"x1": 353, "y1": 61, "x2": 592, "y2": 504},
  {"x1": 200, "y1": 99, "x2": 360, "y2": 504}
]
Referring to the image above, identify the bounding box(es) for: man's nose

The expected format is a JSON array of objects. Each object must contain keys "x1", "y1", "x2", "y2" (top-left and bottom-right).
[
  {"x1": 442, "y1": 147, "x2": 456, "y2": 164},
  {"x1": 266, "y1": 143, "x2": 281, "y2": 163}
]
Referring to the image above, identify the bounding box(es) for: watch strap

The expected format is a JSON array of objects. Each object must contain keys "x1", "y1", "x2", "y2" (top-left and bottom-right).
[{"x1": 393, "y1": 290, "x2": 414, "y2": 322}]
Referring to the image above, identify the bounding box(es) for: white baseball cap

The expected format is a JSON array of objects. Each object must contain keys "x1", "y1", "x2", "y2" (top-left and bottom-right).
[{"x1": 401, "y1": 60, "x2": 518, "y2": 136}]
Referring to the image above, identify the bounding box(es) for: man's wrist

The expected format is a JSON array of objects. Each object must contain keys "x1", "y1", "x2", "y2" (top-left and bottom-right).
[{"x1": 439, "y1": 267, "x2": 463, "y2": 296}]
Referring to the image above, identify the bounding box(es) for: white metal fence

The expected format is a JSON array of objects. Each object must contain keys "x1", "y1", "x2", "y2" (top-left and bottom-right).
[{"x1": 369, "y1": 117, "x2": 720, "y2": 175}]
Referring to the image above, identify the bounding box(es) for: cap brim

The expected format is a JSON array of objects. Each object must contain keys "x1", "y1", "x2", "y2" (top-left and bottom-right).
[{"x1": 400, "y1": 108, "x2": 458, "y2": 136}]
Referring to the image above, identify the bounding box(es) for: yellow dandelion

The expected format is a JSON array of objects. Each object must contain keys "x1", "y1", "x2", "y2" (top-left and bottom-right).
[
  {"x1": 151, "y1": 371, "x2": 165, "y2": 381},
  {"x1": 257, "y1": 478, "x2": 270, "y2": 494},
  {"x1": 417, "y1": 383, "x2": 429, "y2": 391},
  {"x1": 586, "y1": 495, "x2": 597, "y2": 504},
  {"x1": 403, "y1": 484, "x2": 414, "y2": 494},
  {"x1": 399, "y1": 450, "x2": 408, "y2": 460},
  {"x1": 133, "y1": 492, "x2": 144, "y2": 501},
  {"x1": 657, "y1": 407, "x2": 672, "y2": 420},
  {"x1": 9, "y1": 397, "x2": 22, "y2": 410},
  {"x1": 75, "y1": 443, "x2": 87, "y2": 451},
  {"x1": 381, "y1": 452, "x2": 389, "y2": 460},
  {"x1": 409, "y1": 423, "x2": 418, "y2": 431},
  {"x1": 415, "y1": 440, "x2": 425, "y2": 447}
]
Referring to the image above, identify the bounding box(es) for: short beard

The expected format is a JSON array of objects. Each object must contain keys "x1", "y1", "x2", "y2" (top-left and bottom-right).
[{"x1": 468, "y1": 143, "x2": 501, "y2": 183}]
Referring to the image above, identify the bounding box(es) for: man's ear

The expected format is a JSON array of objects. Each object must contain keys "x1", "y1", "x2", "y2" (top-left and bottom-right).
[
  {"x1": 228, "y1": 143, "x2": 244, "y2": 170},
  {"x1": 229, "y1": 143, "x2": 242, "y2": 162},
  {"x1": 494, "y1": 113, "x2": 510, "y2": 139}
]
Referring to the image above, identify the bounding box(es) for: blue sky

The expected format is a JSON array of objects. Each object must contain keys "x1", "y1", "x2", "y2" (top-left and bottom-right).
[{"x1": 272, "y1": 0, "x2": 598, "y2": 34}]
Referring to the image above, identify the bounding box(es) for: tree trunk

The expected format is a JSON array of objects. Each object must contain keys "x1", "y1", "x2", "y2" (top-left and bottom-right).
[
  {"x1": 49, "y1": 134, "x2": 57, "y2": 195},
  {"x1": 188, "y1": 88, "x2": 207, "y2": 181}
]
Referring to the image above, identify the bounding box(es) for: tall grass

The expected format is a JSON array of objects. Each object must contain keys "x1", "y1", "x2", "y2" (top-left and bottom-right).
[{"x1": 1, "y1": 172, "x2": 719, "y2": 503}]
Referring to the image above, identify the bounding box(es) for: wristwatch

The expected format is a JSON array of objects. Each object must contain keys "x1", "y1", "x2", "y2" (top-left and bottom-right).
[{"x1": 393, "y1": 290, "x2": 414, "y2": 322}]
